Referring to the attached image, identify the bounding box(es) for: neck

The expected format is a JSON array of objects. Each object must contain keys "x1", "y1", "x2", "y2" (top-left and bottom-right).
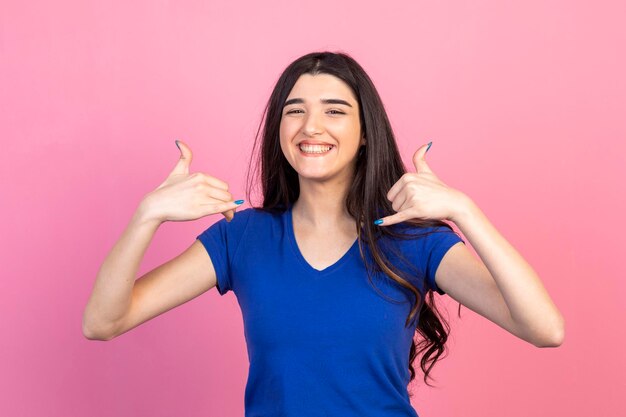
[{"x1": 292, "y1": 175, "x2": 354, "y2": 230}]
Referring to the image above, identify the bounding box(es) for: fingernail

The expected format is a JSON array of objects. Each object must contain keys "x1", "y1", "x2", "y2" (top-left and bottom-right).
[
  {"x1": 374, "y1": 219, "x2": 383, "y2": 225},
  {"x1": 234, "y1": 199, "x2": 245, "y2": 205},
  {"x1": 426, "y1": 141, "x2": 432, "y2": 153},
  {"x1": 175, "y1": 140, "x2": 181, "y2": 151}
]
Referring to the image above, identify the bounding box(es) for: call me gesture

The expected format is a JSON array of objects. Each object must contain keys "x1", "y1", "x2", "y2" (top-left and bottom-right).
[{"x1": 377, "y1": 142, "x2": 564, "y2": 348}]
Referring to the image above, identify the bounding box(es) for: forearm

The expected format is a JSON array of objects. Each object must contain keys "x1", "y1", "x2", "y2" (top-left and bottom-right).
[
  {"x1": 82, "y1": 204, "x2": 161, "y2": 339},
  {"x1": 452, "y1": 196, "x2": 565, "y2": 346}
]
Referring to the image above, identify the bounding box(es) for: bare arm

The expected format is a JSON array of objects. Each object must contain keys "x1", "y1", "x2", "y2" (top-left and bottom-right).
[
  {"x1": 436, "y1": 196, "x2": 565, "y2": 347},
  {"x1": 82, "y1": 206, "x2": 161, "y2": 339},
  {"x1": 377, "y1": 143, "x2": 564, "y2": 348},
  {"x1": 82, "y1": 140, "x2": 240, "y2": 340},
  {"x1": 82, "y1": 202, "x2": 221, "y2": 341}
]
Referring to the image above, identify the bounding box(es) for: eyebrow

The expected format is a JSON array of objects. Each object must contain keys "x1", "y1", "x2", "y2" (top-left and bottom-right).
[{"x1": 283, "y1": 98, "x2": 353, "y2": 108}]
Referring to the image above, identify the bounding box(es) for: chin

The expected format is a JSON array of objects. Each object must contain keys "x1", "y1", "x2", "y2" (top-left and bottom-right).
[
  {"x1": 298, "y1": 173, "x2": 332, "y2": 182},
  {"x1": 295, "y1": 168, "x2": 337, "y2": 182}
]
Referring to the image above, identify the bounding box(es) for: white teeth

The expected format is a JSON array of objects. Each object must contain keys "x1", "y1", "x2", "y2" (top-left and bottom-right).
[{"x1": 299, "y1": 144, "x2": 333, "y2": 154}]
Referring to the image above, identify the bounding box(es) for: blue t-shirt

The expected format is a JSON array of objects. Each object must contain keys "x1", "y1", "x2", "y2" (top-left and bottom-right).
[{"x1": 196, "y1": 204, "x2": 465, "y2": 417}]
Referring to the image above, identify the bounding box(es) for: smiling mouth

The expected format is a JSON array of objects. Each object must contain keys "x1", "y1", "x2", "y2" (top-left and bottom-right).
[{"x1": 298, "y1": 144, "x2": 334, "y2": 154}]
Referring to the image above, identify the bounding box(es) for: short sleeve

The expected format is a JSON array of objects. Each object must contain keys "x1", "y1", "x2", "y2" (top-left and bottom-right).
[
  {"x1": 421, "y1": 226, "x2": 465, "y2": 295},
  {"x1": 195, "y1": 209, "x2": 252, "y2": 296}
]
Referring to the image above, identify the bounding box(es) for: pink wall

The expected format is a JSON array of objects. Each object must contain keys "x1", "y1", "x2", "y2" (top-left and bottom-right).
[{"x1": 1, "y1": 1, "x2": 624, "y2": 416}]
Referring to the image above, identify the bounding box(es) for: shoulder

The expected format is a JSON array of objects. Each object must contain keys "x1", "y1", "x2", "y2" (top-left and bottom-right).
[
  {"x1": 197, "y1": 207, "x2": 255, "y2": 239},
  {"x1": 232, "y1": 207, "x2": 283, "y2": 223},
  {"x1": 216, "y1": 206, "x2": 283, "y2": 232},
  {"x1": 217, "y1": 206, "x2": 269, "y2": 224},
  {"x1": 378, "y1": 222, "x2": 464, "y2": 264}
]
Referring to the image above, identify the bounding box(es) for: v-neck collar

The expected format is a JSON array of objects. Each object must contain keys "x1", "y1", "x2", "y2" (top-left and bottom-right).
[{"x1": 285, "y1": 203, "x2": 359, "y2": 276}]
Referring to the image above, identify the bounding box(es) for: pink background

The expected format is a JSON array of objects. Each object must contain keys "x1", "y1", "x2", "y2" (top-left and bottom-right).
[{"x1": 1, "y1": 1, "x2": 624, "y2": 416}]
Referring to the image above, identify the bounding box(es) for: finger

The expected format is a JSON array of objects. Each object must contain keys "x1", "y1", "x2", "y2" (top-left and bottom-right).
[
  {"x1": 412, "y1": 142, "x2": 434, "y2": 175},
  {"x1": 169, "y1": 139, "x2": 193, "y2": 177},
  {"x1": 374, "y1": 209, "x2": 414, "y2": 227},
  {"x1": 206, "y1": 187, "x2": 233, "y2": 203},
  {"x1": 220, "y1": 200, "x2": 244, "y2": 222},
  {"x1": 204, "y1": 174, "x2": 229, "y2": 191},
  {"x1": 386, "y1": 174, "x2": 412, "y2": 203},
  {"x1": 390, "y1": 188, "x2": 408, "y2": 213},
  {"x1": 206, "y1": 201, "x2": 242, "y2": 217}
]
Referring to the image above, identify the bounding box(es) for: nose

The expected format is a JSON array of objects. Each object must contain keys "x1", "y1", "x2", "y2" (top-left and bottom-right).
[{"x1": 302, "y1": 110, "x2": 324, "y2": 136}]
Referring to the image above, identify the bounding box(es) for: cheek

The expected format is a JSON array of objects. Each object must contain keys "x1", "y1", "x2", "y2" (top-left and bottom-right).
[
  {"x1": 281, "y1": 117, "x2": 299, "y2": 132},
  {"x1": 280, "y1": 120, "x2": 304, "y2": 150},
  {"x1": 278, "y1": 123, "x2": 294, "y2": 158},
  {"x1": 331, "y1": 122, "x2": 361, "y2": 147},
  {"x1": 279, "y1": 119, "x2": 293, "y2": 140},
  {"x1": 278, "y1": 126, "x2": 289, "y2": 149}
]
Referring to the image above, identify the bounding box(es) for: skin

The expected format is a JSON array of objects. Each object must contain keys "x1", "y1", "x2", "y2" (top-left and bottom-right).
[
  {"x1": 280, "y1": 73, "x2": 565, "y2": 347},
  {"x1": 280, "y1": 73, "x2": 366, "y2": 268},
  {"x1": 379, "y1": 145, "x2": 565, "y2": 346}
]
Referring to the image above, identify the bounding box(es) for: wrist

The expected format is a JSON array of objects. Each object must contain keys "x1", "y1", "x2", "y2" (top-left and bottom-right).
[
  {"x1": 134, "y1": 198, "x2": 164, "y2": 227},
  {"x1": 449, "y1": 192, "x2": 478, "y2": 225}
]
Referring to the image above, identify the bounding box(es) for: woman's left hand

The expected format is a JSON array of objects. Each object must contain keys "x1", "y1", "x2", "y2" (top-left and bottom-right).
[{"x1": 375, "y1": 142, "x2": 470, "y2": 226}]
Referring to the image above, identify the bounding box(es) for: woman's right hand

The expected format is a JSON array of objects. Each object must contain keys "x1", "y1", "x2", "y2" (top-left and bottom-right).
[{"x1": 137, "y1": 140, "x2": 242, "y2": 224}]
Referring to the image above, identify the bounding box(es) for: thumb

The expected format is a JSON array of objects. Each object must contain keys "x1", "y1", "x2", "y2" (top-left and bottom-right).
[
  {"x1": 412, "y1": 141, "x2": 433, "y2": 174},
  {"x1": 169, "y1": 139, "x2": 193, "y2": 177}
]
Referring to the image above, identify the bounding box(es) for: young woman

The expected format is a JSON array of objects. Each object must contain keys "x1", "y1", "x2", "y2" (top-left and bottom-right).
[{"x1": 83, "y1": 51, "x2": 564, "y2": 416}]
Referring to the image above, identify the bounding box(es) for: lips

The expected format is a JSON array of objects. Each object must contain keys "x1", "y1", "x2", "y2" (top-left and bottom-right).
[
  {"x1": 298, "y1": 140, "x2": 334, "y2": 146},
  {"x1": 297, "y1": 142, "x2": 335, "y2": 156}
]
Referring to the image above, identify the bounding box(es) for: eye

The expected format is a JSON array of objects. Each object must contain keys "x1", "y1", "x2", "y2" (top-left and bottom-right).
[{"x1": 284, "y1": 109, "x2": 345, "y2": 115}]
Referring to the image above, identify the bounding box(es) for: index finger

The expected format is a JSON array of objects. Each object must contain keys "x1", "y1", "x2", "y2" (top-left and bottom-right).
[
  {"x1": 374, "y1": 209, "x2": 415, "y2": 227},
  {"x1": 203, "y1": 174, "x2": 229, "y2": 191}
]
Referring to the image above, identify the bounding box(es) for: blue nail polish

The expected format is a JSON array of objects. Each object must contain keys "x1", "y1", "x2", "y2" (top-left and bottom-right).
[
  {"x1": 234, "y1": 199, "x2": 245, "y2": 205},
  {"x1": 374, "y1": 219, "x2": 383, "y2": 225},
  {"x1": 426, "y1": 141, "x2": 432, "y2": 153},
  {"x1": 175, "y1": 140, "x2": 180, "y2": 150}
]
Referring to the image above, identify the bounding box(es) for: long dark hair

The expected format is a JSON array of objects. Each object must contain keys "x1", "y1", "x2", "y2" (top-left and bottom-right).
[{"x1": 244, "y1": 51, "x2": 463, "y2": 391}]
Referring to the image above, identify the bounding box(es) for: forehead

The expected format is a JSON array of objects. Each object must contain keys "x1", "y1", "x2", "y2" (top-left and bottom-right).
[{"x1": 287, "y1": 73, "x2": 357, "y2": 103}]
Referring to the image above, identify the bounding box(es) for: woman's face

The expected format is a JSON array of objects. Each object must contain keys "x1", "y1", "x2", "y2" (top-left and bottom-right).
[{"x1": 279, "y1": 73, "x2": 365, "y2": 184}]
